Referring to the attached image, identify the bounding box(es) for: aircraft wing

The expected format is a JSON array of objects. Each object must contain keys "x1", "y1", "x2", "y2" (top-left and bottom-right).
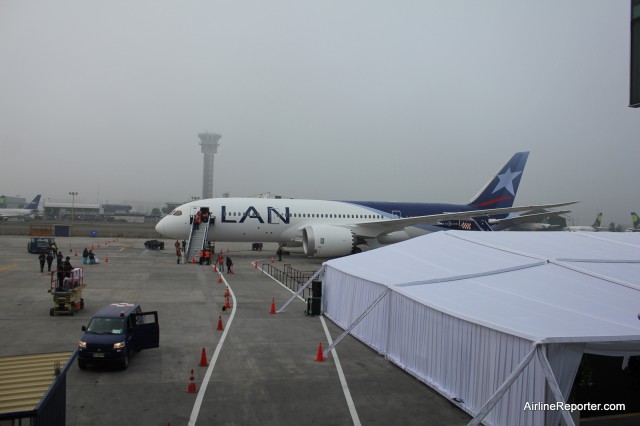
[
  {"x1": 349, "y1": 201, "x2": 578, "y2": 238},
  {"x1": 487, "y1": 210, "x2": 572, "y2": 228}
]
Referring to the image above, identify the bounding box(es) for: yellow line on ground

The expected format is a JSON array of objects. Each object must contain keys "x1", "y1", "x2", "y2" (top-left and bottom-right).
[{"x1": 0, "y1": 264, "x2": 18, "y2": 272}]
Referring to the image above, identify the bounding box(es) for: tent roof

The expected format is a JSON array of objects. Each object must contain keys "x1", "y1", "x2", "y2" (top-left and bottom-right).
[{"x1": 324, "y1": 231, "x2": 640, "y2": 345}]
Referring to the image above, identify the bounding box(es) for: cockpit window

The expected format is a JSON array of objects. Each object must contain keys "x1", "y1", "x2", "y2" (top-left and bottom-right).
[{"x1": 172, "y1": 210, "x2": 183, "y2": 216}]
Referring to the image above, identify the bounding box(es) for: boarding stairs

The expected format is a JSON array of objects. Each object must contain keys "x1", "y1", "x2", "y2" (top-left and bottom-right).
[{"x1": 185, "y1": 222, "x2": 209, "y2": 264}]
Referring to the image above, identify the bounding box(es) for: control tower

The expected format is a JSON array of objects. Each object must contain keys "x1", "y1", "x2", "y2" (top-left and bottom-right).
[{"x1": 198, "y1": 132, "x2": 222, "y2": 199}]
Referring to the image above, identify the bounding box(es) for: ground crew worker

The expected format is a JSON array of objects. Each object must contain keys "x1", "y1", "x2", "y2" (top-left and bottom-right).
[
  {"x1": 277, "y1": 246, "x2": 283, "y2": 261},
  {"x1": 181, "y1": 240, "x2": 186, "y2": 253},
  {"x1": 225, "y1": 256, "x2": 233, "y2": 274},
  {"x1": 46, "y1": 251, "x2": 54, "y2": 272},
  {"x1": 217, "y1": 254, "x2": 224, "y2": 272},
  {"x1": 198, "y1": 249, "x2": 204, "y2": 265},
  {"x1": 175, "y1": 240, "x2": 180, "y2": 250},
  {"x1": 176, "y1": 248, "x2": 182, "y2": 264},
  {"x1": 205, "y1": 250, "x2": 211, "y2": 265},
  {"x1": 38, "y1": 252, "x2": 46, "y2": 272},
  {"x1": 194, "y1": 215, "x2": 201, "y2": 230}
]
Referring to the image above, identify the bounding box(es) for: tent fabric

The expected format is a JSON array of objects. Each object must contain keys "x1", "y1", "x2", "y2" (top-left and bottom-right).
[{"x1": 321, "y1": 231, "x2": 640, "y2": 426}]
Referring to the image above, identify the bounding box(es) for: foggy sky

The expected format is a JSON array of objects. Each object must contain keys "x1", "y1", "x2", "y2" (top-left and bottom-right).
[{"x1": 1, "y1": 1, "x2": 638, "y2": 227}]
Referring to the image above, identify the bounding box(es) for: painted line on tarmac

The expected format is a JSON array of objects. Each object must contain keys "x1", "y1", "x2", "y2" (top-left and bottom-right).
[
  {"x1": 189, "y1": 269, "x2": 236, "y2": 426},
  {"x1": 259, "y1": 262, "x2": 361, "y2": 426},
  {"x1": 0, "y1": 264, "x2": 17, "y2": 272}
]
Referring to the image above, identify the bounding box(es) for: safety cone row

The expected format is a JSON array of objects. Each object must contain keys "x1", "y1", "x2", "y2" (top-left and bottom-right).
[
  {"x1": 217, "y1": 315, "x2": 224, "y2": 331},
  {"x1": 270, "y1": 297, "x2": 276, "y2": 315},
  {"x1": 186, "y1": 369, "x2": 197, "y2": 393},
  {"x1": 199, "y1": 347, "x2": 209, "y2": 366},
  {"x1": 315, "y1": 343, "x2": 324, "y2": 362}
]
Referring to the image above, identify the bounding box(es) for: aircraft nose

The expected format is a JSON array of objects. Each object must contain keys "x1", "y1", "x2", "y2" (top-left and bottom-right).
[{"x1": 155, "y1": 218, "x2": 166, "y2": 235}]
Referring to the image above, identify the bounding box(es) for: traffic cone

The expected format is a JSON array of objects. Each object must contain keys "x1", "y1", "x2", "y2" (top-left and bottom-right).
[
  {"x1": 104, "y1": 255, "x2": 109, "y2": 263},
  {"x1": 315, "y1": 343, "x2": 324, "y2": 362},
  {"x1": 191, "y1": 256, "x2": 196, "y2": 264},
  {"x1": 270, "y1": 297, "x2": 276, "y2": 315},
  {"x1": 91, "y1": 244, "x2": 94, "y2": 250},
  {"x1": 225, "y1": 296, "x2": 231, "y2": 310},
  {"x1": 217, "y1": 315, "x2": 223, "y2": 331},
  {"x1": 186, "y1": 369, "x2": 197, "y2": 393},
  {"x1": 74, "y1": 250, "x2": 78, "y2": 256},
  {"x1": 218, "y1": 275, "x2": 223, "y2": 283},
  {"x1": 253, "y1": 261, "x2": 258, "y2": 269},
  {"x1": 199, "y1": 347, "x2": 209, "y2": 366},
  {"x1": 271, "y1": 257, "x2": 275, "y2": 264},
  {"x1": 229, "y1": 267, "x2": 234, "y2": 275},
  {"x1": 213, "y1": 264, "x2": 218, "y2": 272}
]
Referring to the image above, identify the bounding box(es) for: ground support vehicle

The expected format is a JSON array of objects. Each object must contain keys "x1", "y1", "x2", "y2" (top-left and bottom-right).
[
  {"x1": 48, "y1": 268, "x2": 86, "y2": 316},
  {"x1": 27, "y1": 237, "x2": 55, "y2": 254},
  {"x1": 144, "y1": 239, "x2": 164, "y2": 250}
]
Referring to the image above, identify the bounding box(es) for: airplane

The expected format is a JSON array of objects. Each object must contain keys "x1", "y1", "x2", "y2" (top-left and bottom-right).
[
  {"x1": 155, "y1": 152, "x2": 576, "y2": 257},
  {"x1": 626, "y1": 212, "x2": 640, "y2": 232},
  {"x1": 0, "y1": 195, "x2": 41, "y2": 221},
  {"x1": 563, "y1": 212, "x2": 603, "y2": 232}
]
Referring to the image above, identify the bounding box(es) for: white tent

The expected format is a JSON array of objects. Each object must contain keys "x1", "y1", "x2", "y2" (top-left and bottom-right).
[{"x1": 319, "y1": 231, "x2": 640, "y2": 426}]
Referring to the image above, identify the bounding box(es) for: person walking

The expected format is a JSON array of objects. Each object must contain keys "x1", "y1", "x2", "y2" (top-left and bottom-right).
[
  {"x1": 46, "y1": 251, "x2": 54, "y2": 272},
  {"x1": 225, "y1": 256, "x2": 233, "y2": 274},
  {"x1": 181, "y1": 240, "x2": 186, "y2": 253},
  {"x1": 38, "y1": 252, "x2": 46, "y2": 273},
  {"x1": 217, "y1": 254, "x2": 224, "y2": 272},
  {"x1": 82, "y1": 247, "x2": 89, "y2": 265},
  {"x1": 176, "y1": 247, "x2": 182, "y2": 264}
]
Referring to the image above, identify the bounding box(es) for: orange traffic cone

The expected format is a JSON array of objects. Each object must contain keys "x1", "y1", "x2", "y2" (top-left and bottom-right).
[
  {"x1": 199, "y1": 347, "x2": 209, "y2": 367},
  {"x1": 186, "y1": 369, "x2": 197, "y2": 393},
  {"x1": 271, "y1": 257, "x2": 275, "y2": 264},
  {"x1": 217, "y1": 315, "x2": 223, "y2": 330},
  {"x1": 104, "y1": 255, "x2": 109, "y2": 263},
  {"x1": 270, "y1": 297, "x2": 276, "y2": 315},
  {"x1": 225, "y1": 296, "x2": 231, "y2": 310},
  {"x1": 213, "y1": 264, "x2": 218, "y2": 272},
  {"x1": 191, "y1": 256, "x2": 196, "y2": 264},
  {"x1": 253, "y1": 261, "x2": 258, "y2": 269},
  {"x1": 218, "y1": 275, "x2": 223, "y2": 283},
  {"x1": 229, "y1": 267, "x2": 234, "y2": 275},
  {"x1": 315, "y1": 343, "x2": 324, "y2": 362}
]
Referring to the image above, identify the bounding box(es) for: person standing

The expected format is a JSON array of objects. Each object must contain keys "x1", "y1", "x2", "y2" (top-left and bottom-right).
[
  {"x1": 225, "y1": 256, "x2": 233, "y2": 274},
  {"x1": 181, "y1": 240, "x2": 186, "y2": 253},
  {"x1": 82, "y1": 247, "x2": 89, "y2": 265},
  {"x1": 38, "y1": 252, "x2": 46, "y2": 273},
  {"x1": 217, "y1": 254, "x2": 224, "y2": 272},
  {"x1": 276, "y1": 246, "x2": 283, "y2": 261},
  {"x1": 176, "y1": 247, "x2": 182, "y2": 264},
  {"x1": 46, "y1": 251, "x2": 54, "y2": 272}
]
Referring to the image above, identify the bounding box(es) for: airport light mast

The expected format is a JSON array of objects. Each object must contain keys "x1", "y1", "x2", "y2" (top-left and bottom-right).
[{"x1": 198, "y1": 132, "x2": 222, "y2": 200}]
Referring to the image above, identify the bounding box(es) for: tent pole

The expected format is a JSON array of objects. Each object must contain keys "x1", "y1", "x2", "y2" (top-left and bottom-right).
[
  {"x1": 535, "y1": 345, "x2": 576, "y2": 426},
  {"x1": 276, "y1": 266, "x2": 324, "y2": 313},
  {"x1": 468, "y1": 346, "x2": 536, "y2": 426}
]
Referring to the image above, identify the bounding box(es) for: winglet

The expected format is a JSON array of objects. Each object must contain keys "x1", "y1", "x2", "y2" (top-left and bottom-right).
[{"x1": 468, "y1": 152, "x2": 529, "y2": 209}]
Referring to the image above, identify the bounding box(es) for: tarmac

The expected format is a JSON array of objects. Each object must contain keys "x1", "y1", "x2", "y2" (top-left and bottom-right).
[{"x1": 0, "y1": 235, "x2": 471, "y2": 426}]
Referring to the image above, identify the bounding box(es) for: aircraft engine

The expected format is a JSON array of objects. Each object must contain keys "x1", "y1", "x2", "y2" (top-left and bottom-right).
[{"x1": 302, "y1": 225, "x2": 356, "y2": 257}]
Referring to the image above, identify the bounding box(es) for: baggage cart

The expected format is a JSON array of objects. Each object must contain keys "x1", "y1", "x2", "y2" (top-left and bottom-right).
[{"x1": 49, "y1": 268, "x2": 86, "y2": 316}]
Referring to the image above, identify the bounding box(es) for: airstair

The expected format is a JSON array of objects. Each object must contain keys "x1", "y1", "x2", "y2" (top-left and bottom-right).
[{"x1": 186, "y1": 222, "x2": 209, "y2": 263}]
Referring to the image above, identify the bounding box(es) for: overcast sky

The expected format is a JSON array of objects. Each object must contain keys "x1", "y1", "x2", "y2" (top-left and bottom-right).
[{"x1": 1, "y1": 1, "x2": 638, "y2": 226}]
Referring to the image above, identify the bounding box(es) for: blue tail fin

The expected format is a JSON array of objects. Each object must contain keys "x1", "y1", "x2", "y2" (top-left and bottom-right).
[
  {"x1": 468, "y1": 152, "x2": 529, "y2": 209},
  {"x1": 631, "y1": 212, "x2": 640, "y2": 230},
  {"x1": 24, "y1": 195, "x2": 41, "y2": 210}
]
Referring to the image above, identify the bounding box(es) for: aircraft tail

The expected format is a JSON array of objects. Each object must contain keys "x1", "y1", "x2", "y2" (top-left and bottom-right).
[
  {"x1": 468, "y1": 152, "x2": 529, "y2": 209},
  {"x1": 592, "y1": 212, "x2": 603, "y2": 228},
  {"x1": 631, "y1": 212, "x2": 640, "y2": 230},
  {"x1": 24, "y1": 195, "x2": 41, "y2": 210}
]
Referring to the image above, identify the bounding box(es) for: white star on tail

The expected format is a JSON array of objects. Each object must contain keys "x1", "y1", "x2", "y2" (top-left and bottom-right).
[{"x1": 492, "y1": 168, "x2": 522, "y2": 196}]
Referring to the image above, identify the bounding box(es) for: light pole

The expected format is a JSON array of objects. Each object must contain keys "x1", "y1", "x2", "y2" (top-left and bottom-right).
[{"x1": 69, "y1": 192, "x2": 78, "y2": 226}]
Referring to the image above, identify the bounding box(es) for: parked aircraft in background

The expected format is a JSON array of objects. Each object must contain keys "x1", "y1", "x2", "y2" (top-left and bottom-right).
[
  {"x1": 627, "y1": 212, "x2": 640, "y2": 232},
  {"x1": 0, "y1": 195, "x2": 41, "y2": 220},
  {"x1": 564, "y1": 212, "x2": 603, "y2": 232},
  {"x1": 156, "y1": 152, "x2": 576, "y2": 257}
]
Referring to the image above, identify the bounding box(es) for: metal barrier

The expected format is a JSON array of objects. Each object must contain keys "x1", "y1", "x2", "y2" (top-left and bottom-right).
[{"x1": 262, "y1": 263, "x2": 317, "y2": 299}]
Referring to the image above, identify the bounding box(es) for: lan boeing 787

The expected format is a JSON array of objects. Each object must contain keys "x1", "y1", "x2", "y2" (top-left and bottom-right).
[{"x1": 155, "y1": 152, "x2": 575, "y2": 257}]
